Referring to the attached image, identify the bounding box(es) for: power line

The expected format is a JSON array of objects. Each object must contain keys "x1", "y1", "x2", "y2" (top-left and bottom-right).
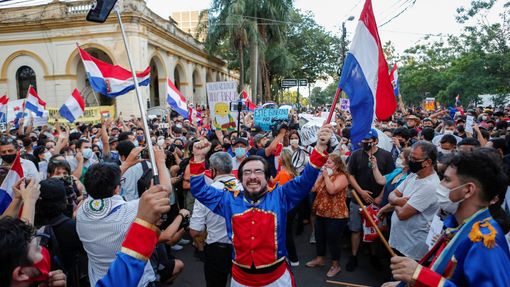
[{"x1": 378, "y1": 0, "x2": 417, "y2": 28}]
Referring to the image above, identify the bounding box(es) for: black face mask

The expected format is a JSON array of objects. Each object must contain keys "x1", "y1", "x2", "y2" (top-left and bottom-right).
[
  {"x1": 1, "y1": 154, "x2": 16, "y2": 164},
  {"x1": 362, "y1": 142, "x2": 372, "y2": 152},
  {"x1": 408, "y1": 160, "x2": 425, "y2": 173},
  {"x1": 223, "y1": 143, "x2": 231, "y2": 150}
]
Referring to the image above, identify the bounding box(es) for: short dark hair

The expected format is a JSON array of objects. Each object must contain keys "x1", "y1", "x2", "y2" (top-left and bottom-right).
[
  {"x1": 21, "y1": 136, "x2": 32, "y2": 148},
  {"x1": 118, "y1": 131, "x2": 133, "y2": 142},
  {"x1": 0, "y1": 217, "x2": 34, "y2": 287},
  {"x1": 238, "y1": 155, "x2": 270, "y2": 182},
  {"x1": 393, "y1": 127, "x2": 410, "y2": 140},
  {"x1": 412, "y1": 140, "x2": 438, "y2": 165},
  {"x1": 458, "y1": 137, "x2": 481, "y2": 147},
  {"x1": 117, "y1": 140, "x2": 135, "y2": 158},
  {"x1": 0, "y1": 136, "x2": 19, "y2": 150},
  {"x1": 47, "y1": 157, "x2": 71, "y2": 176},
  {"x1": 421, "y1": 127, "x2": 435, "y2": 141},
  {"x1": 440, "y1": 134, "x2": 457, "y2": 145},
  {"x1": 76, "y1": 139, "x2": 89, "y2": 150},
  {"x1": 84, "y1": 163, "x2": 121, "y2": 199}
]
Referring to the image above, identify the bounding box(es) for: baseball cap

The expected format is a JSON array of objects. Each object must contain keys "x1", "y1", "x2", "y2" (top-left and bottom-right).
[
  {"x1": 363, "y1": 128, "x2": 379, "y2": 140},
  {"x1": 232, "y1": 137, "x2": 249, "y2": 147},
  {"x1": 253, "y1": 134, "x2": 265, "y2": 146}
]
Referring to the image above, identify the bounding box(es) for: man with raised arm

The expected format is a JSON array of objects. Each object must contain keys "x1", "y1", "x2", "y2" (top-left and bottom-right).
[{"x1": 190, "y1": 125, "x2": 333, "y2": 287}]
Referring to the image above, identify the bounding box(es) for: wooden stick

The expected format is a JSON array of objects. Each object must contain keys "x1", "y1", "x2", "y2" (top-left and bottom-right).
[
  {"x1": 350, "y1": 189, "x2": 397, "y2": 257},
  {"x1": 325, "y1": 87, "x2": 342, "y2": 124},
  {"x1": 326, "y1": 279, "x2": 372, "y2": 287}
]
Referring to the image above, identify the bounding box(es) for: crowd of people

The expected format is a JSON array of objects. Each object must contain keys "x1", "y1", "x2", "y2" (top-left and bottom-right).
[{"x1": 1, "y1": 103, "x2": 510, "y2": 287}]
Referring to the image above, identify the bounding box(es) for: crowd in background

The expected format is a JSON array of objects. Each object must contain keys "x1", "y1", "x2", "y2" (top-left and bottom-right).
[{"x1": 1, "y1": 102, "x2": 510, "y2": 287}]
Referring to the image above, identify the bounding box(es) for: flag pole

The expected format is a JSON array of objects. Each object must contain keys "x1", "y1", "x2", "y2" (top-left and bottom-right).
[
  {"x1": 114, "y1": 5, "x2": 158, "y2": 181},
  {"x1": 324, "y1": 87, "x2": 342, "y2": 124}
]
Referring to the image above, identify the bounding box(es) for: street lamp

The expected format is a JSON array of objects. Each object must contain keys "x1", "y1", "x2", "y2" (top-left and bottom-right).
[{"x1": 337, "y1": 16, "x2": 355, "y2": 76}]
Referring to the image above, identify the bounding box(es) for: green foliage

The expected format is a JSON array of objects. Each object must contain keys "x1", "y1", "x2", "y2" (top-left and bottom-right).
[
  {"x1": 398, "y1": 1, "x2": 510, "y2": 107},
  {"x1": 309, "y1": 82, "x2": 337, "y2": 107}
]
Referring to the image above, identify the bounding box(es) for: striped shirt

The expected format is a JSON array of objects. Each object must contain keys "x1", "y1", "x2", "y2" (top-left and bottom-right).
[{"x1": 76, "y1": 195, "x2": 155, "y2": 286}]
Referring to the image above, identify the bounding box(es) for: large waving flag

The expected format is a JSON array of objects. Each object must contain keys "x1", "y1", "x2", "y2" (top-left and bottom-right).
[
  {"x1": 241, "y1": 90, "x2": 257, "y2": 111},
  {"x1": 166, "y1": 78, "x2": 189, "y2": 118},
  {"x1": 389, "y1": 64, "x2": 399, "y2": 97},
  {"x1": 77, "y1": 45, "x2": 150, "y2": 98},
  {"x1": 59, "y1": 89, "x2": 85, "y2": 123},
  {"x1": 339, "y1": 0, "x2": 396, "y2": 147},
  {"x1": 0, "y1": 152, "x2": 24, "y2": 214},
  {"x1": 0, "y1": 95, "x2": 8, "y2": 122},
  {"x1": 25, "y1": 86, "x2": 46, "y2": 117}
]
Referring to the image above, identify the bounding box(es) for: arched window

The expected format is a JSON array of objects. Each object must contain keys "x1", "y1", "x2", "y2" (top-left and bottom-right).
[{"x1": 16, "y1": 66, "x2": 36, "y2": 99}]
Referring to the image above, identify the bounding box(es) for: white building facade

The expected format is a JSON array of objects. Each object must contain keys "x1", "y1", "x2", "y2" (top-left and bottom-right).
[{"x1": 0, "y1": 0, "x2": 237, "y2": 116}]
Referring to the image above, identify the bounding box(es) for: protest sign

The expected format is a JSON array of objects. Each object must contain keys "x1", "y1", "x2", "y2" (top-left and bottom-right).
[
  {"x1": 206, "y1": 81, "x2": 238, "y2": 131},
  {"x1": 6, "y1": 99, "x2": 26, "y2": 122},
  {"x1": 254, "y1": 108, "x2": 289, "y2": 131},
  {"x1": 465, "y1": 115, "x2": 474, "y2": 134}
]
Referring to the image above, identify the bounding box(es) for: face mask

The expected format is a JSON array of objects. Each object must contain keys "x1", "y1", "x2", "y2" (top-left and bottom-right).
[
  {"x1": 396, "y1": 157, "x2": 404, "y2": 169},
  {"x1": 235, "y1": 147, "x2": 246, "y2": 158},
  {"x1": 436, "y1": 183, "x2": 469, "y2": 214},
  {"x1": 223, "y1": 143, "x2": 231, "y2": 150},
  {"x1": 157, "y1": 139, "x2": 165, "y2": 147},
  {"x1": 290, "y1": 139, "x2": 299, "y2": 147},
  {"x1": 23, "y1": 246, "x2": 51, "y2": 283},
  {"x1": 408, "y1": 159, "x2": 425, "y2": 173},
  {"x1": 482, "y1": 116, "x2": 488, "y2": 121},
  {"x1": 362, "y1": 142, "x2": 372, "y2": 152},
  {"x1": 1, "y1": 154, "x2": 16, "y2": 164},
  {"x1": 176, "y1": 124, "x2": 183, "y2": 129},
  {"x1": 82, "y1": 148, "x2": 93, "y2": 159},
  {"x1": 326, "y1": 167, "x2": 334, "y2": 176},
  {"x1": 439, "y1": 148, "x2": 453, "y2": 155},
  {"x1": 444, "y1": 130, "x2": 454, "y2": 135},
  {"x1": 43, "y1": 152, "x2": 52, "y2": 162},
  {"x1": 136, "y1": 135, "x2": 144, "y2": 142},
  {"x1": 132, "y1": 140, "x2": 139, "y2": 147}
]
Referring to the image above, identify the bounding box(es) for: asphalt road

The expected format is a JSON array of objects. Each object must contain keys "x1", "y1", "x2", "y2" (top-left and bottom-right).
[{"x1": 173, "y1": 224, "x2": 390, "y2": 287}]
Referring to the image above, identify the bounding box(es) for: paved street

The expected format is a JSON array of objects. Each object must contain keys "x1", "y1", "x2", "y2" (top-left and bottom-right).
[{"x1": 173, "y1": 225, "x2": 390, "y2": 287}]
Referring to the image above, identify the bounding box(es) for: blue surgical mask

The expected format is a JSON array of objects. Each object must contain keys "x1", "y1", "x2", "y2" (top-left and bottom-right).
[
  {"x1": 132, "y1": 140, "x2": 139, "y2": 147},
  {"x1": 234, "y1": 147, "x2": 246, "y2": 159},
  {"x1": 82, "y1": 148, "x2": 93, "y2": 159}
]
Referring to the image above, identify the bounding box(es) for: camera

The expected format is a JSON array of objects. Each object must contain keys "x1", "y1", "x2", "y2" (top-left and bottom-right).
[
  {"x1": 178, "y1": 214, "x2": 190, "y2": 231},
  {"x1": 270, "y1": 119, "x2": 289, "y2": 137},
  {"x1": 59, "y1": 176, "x2": 77, "y2": 218}
]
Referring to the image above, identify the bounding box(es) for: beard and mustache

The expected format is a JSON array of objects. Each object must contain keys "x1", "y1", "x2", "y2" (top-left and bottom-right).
[{"x1": 243, "y1": 178, "x2": 268, "y2": 202}]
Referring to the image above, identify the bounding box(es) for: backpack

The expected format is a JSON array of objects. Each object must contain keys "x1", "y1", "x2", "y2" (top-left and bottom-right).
[
  {"x1": 40, "y1": 217, "x2": 89, "y2": 287},
  {"x1": 137, "y1": 160, "x2": 153, "y2": 198}
]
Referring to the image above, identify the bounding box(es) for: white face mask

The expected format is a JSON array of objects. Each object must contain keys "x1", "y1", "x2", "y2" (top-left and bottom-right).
[
  {"x1": 82, "y1": 148, "x2": 93, "y2": 159},
  {"x1": 436, "y1": 183, "x2": 469, "y2": 215},
  {"x1": 326, "y1": 167, "x2": 334, "y2": 176},
  {"x1": 439, "y1": 147, "x2": 453, "y2": 155},
  {"x1": 290, "y1": 139, "x2": 299, "y2": 147},
  {"x1": 444, "y1": 130, "x2": 454, "y2": 135},
  {"x1": 43, "y1": 152, "x2": 52, "y2": 162},
  {"x1": 395, "y1": 157, "x2": 404, "y2": 169}
]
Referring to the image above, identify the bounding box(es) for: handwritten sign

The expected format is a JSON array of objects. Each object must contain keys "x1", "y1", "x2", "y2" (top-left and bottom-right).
[
  {"x1": 206, "y1": 81, "x2": 238, "y2": 131},
  {"x1": 254, "y1": 108, "x2": 288, "y2": 131}
]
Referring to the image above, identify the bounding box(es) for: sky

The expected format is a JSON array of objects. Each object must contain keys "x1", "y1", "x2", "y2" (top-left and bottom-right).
[
  {"x1": 147, "y1": 0, "x2": 505, "y2": 54},
  {"x1": 145, "y1": 0, "x2": 505, "y2": 94}
]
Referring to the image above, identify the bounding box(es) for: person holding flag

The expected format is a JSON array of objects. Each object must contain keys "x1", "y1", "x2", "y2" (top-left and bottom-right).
[
  {"x1": 0, "y1": 137, "x2": 40, "y2": 187},
  {"x1": 0, "y1": 95, "x2": 8, "y2": 122}
]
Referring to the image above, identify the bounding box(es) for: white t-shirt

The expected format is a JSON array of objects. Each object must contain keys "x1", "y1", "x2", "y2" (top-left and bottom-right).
[
  {"x1": 389, "y1": 172, "x2": 440, "y2": 260},
  {"x1": 121, "y1": 161, "x2": 152, "y2": 201},
  {"x1": 21, "y1": 158, "x2": 41, "y2": 182},
  {"x1": 190, "y1": 175, "x2": 241, "y2": 245}
]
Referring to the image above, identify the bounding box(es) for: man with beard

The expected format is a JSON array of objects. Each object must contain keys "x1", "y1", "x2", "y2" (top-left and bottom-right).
[{"x1": 189, "y1": 125, "x2": 333, "y2": 287}]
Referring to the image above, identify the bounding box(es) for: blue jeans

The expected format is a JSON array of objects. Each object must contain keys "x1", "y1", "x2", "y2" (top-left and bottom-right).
[{"x1": 315, "y1": 216, "x2": 348, "y2": 261}]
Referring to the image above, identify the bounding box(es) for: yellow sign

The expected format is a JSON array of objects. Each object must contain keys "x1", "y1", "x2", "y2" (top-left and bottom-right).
[{"x1": 46, "y1": 105, "x2": 116, "y2": 124}]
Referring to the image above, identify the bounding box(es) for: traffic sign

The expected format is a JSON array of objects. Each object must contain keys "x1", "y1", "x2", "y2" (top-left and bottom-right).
[
  {"x1": 281, "y1": 79, "x2": 298, "y2": 88},
  {"x1": 299, "y1": 79, "x2": 308, "y2": 86}
]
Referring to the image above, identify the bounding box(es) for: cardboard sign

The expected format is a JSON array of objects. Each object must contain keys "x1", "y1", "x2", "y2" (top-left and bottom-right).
[
  {"x1": 206, "y1": 81, "x2": 238, "y2": 131},
  {"x1": 254, "y1": 108, "x2": 289, "y2": 131},
  {"x1": 465, "y1": 115, "x2": 474, "y2": 134}
]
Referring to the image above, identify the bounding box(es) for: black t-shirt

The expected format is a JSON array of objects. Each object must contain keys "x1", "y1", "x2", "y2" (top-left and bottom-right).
[
  {"x1": 49, "y1": 215, "x2": 85, "y2": 278},
  {"x1": 256, "y1": 148, "x2": 277, "y2": 178},
  {"x1": 348, "y1": 148, "x2": 395, "y2": 203}
]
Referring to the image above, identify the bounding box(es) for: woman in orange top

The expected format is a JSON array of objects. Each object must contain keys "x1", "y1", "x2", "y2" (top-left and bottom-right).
[
  {"x1": 273, "y1": 149, "x2": 300, "y2": 266},
  {"x1": 305, "y1": 153, "x2": 349, "y2": 278}
]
